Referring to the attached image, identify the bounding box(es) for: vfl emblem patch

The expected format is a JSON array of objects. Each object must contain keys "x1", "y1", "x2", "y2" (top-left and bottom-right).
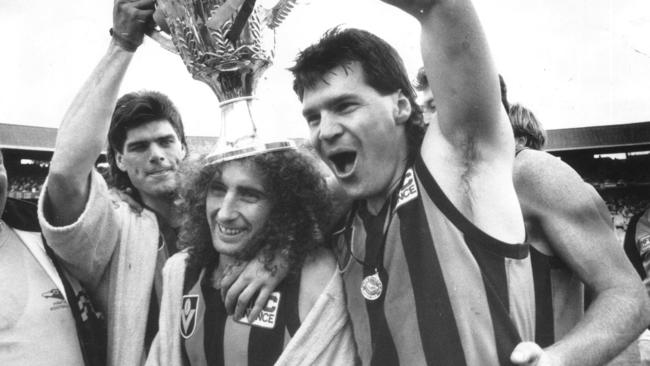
[
  {"x1": 638, "y1": 234, "x2": 650, "y2": 256},
  {"x1": 236, "y1": 291, "x2": 281, "y2": 329},
  {"x1": 180, "y1": 295, "x2": 199, "y2": 339},
  {"x1": 396, "y1": 167, "x2": 418, "y2": 210}
]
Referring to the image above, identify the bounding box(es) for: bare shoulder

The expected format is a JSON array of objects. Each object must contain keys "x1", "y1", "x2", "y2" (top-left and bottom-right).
[{"x1": 514, "y1": 150, "x2": 585, "y2": 197}]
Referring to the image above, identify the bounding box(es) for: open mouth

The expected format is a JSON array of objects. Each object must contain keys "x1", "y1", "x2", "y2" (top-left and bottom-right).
[{"x1": 329, "y1": 151, "x2": 357, "y2": 176}]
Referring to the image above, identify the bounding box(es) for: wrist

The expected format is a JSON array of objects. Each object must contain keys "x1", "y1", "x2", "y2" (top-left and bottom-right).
[{"x1": 109, "y1": 28, "x2": 140, "y2": 52}]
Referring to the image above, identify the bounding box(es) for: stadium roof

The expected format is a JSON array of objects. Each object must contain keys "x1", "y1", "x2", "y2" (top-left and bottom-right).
[
  {"x1": 0, "y1": 123, "x2": 58, "y2": 151},
  {"x1": 0, "y1": 123, "x2": 218, "y2": 153},
  {"x1": 2, "y1": 121, "x2": 648, "y2": 154},
  {"x1": 546, "y1": 121, "x2": 650, "y2": 152}
]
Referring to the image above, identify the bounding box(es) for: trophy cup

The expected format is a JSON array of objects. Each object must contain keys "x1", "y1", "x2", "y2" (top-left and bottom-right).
[{"x1": 150, "y1": 0, "x2": 300, "y2": 164}]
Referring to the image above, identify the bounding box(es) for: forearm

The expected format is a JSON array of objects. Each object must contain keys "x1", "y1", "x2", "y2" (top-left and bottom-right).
[
  {"x1": 46, "y1": 40, "x2": 134, "y2": 224},
  {"x1": 545, "y1": 285, "x2": 650, "y2": 365}
]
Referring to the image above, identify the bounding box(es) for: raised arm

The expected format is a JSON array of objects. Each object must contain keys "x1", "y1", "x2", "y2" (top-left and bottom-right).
[
  {"x1": 44, "y1": 0, "x2": 154, "y2": 226},
  {"x1": 514, "y1": 150, "x2": 650, "y2": 365},
  {"x1": 386, "y1": 0, "x2": 511, "y2": 165}
]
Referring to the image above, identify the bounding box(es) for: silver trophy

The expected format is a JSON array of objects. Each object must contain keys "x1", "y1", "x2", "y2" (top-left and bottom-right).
[{"x1": 151, "y1": 0, "x2": 299, "y2": 163}]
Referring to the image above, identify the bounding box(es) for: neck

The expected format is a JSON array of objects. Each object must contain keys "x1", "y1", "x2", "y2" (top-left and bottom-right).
[
  {"x1": 366, "y1": 152, "x2": 408, "y2": 215},
  {"x1": 212, "y1": 254, "x2": 239, "y2": 289},
  {"x1": 141, "y1": 193, "x2": 180, "y2": 227}
]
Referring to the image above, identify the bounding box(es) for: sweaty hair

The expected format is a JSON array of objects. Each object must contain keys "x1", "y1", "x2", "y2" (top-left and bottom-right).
[
  {"x1": 290, "y1": 27, "x2": 425, "y2": 164},
  {"x1": 508, "y1": 103, "x2": 546, "y2": 150},
  {"x1": 414, "y1": 66, "x2": 511, "y2": 113},
  {"x1": 106, "y1": 91, "x2": 187, "y2": 193},
  {"x1": 177, "y1": 150, "x2": 333, "y2": 273}
]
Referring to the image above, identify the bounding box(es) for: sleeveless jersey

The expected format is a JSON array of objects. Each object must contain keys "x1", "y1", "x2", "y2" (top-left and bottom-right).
[
  {"x1": 334, "y1": 155, "x2": 536, "y2": 366},
  {"x1": 180, "y1": 262, "x2": 301, "y2": 366}
]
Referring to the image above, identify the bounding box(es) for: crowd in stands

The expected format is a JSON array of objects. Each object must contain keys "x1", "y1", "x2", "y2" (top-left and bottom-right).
[{"x1": 7, "y1": 175, "x2": 44, "y2": 199}]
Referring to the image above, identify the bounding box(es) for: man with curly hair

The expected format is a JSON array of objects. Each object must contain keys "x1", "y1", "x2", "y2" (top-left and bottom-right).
[{"x1": 145, "y1": 148, "x2": 356, "y2": 366}]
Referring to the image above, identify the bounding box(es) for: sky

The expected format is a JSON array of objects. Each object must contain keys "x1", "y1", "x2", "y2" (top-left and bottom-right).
[{"x1": 1, "y1": 0, "x2": 649, "y2": 139}]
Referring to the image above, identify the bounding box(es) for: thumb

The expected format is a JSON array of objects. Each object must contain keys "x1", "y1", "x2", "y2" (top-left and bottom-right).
[{"x1": 510, "y1": 342, "x2": 544, "y2": 365}]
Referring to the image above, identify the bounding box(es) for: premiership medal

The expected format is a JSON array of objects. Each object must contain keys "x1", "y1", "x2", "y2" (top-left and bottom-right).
[{"x1": 361, "y1": 270, "x2": 383, "y2": 301}]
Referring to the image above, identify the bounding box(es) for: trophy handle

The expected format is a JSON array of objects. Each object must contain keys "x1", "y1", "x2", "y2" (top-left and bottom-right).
[{"x1": 147, "y1": 27, "x2": 179, "y2": 54}]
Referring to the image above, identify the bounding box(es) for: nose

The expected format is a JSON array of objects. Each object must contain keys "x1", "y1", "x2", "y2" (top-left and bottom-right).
[
  {"x1": 318, "y1": 112, "x2": 344, "y2": 142},
  {"x1": 149, "y1": 143, "x2": 166, "y2": 163},
  {"x1": 216, "y1": 192, "x2": 239, "y2": 222}
]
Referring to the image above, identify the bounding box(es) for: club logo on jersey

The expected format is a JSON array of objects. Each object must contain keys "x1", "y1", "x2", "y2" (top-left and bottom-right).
[
  {"x1": 236, "y1": 291, "x2": 281, "y2": 329},
  {"x1": 638, "y1": 234, "x2": 650, "y2": 256},
  {"x1": 180, "y1": 295, "x2": 199, "y2": 339},
  {"x1": 396, "y1": 168, "x2": 418, "y2": 210}
]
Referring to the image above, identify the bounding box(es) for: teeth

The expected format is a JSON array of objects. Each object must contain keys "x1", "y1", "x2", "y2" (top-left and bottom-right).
[{"x1": 218, "y1": 224, "x2": 244, "y2": 235}]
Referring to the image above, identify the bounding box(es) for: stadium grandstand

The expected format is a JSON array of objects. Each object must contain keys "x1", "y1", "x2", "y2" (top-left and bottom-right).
[
  {"x1": 2, "y1": 121, "x2": 649, "y2": 242},
  {"x1": 545, "y1": 121, "x2": 650, "y2": 242}
]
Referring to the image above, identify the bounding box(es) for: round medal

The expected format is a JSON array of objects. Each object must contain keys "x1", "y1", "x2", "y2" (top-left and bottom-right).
[{"x1": 360, "y1": 271, "x2": 383, "y2": 301}]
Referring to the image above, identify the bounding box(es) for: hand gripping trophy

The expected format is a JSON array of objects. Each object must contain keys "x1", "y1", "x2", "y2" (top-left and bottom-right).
[{"x1": 151, "y1": 0, "x2": 299, "y2": 163}]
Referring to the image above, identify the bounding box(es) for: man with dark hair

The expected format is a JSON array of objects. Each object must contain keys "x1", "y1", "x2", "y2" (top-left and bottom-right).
[
  {"x1": 0, "y1": 149, "x2": 106, "y2": 366},
  {"x1": 38, "y1": 2, "x2": 186, "y2": 364},
  {"x1": 290, "y1": 0, "x2": 649, "y2": 365},
  {"x1": 291, "y1": 1, "x2": 535, "y2": 364},
  {"x1": 37, "y1": 1, "x2": 282, "y2": 365}
]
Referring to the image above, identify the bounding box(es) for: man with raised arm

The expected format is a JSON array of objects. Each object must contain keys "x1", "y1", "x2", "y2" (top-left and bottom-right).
[
  {"x1": 289, "y1": 0, "x2": 650, "y2": 365},
  {"x1": 38, "y1": 1, "x2": 283, "y2": 365}
]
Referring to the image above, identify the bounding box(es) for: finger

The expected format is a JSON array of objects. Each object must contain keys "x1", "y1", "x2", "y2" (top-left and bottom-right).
[
  {"x1": 233, "y1": 285, "x2": 259, "y2": 321},
  {"x1": 247, "y1": 287, "x2": 271, "y2": 323},
  {"x1": 510, "y1": 342, "x2": 543, "y2": 365},
  {"x1": 223, "y1": 276, "x2": 248, "y2": 315}
]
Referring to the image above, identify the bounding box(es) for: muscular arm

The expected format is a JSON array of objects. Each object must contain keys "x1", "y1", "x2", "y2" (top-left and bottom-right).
[
  {"x1": 515, "y1": 150, "x2": 650, "y2": 365},
  {"x1": 415, "y1": 0, "x2": 513, "y2": 166},
  {"x1": 44, "y1": 0, "x2": 153, "y2": 226},
  {"x1": 44, "y1": 41, "x2": 133, "y2": 226},
  {"x1": 382, "y1": 0, "x2": 523, "y2": 244}
]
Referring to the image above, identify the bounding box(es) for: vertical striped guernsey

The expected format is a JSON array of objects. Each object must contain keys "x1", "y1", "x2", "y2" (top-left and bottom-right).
[
  {"x1": 180, "y1": 261, "x2": 301, "y2": 366},
  {"x1": 336, "y1": 155, "x2": 538, "y2": 366}
]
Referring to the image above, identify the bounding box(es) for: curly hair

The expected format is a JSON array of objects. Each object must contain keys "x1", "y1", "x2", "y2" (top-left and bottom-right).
[{"x1": 177, "y1": 149, "x2": 333, "y2": 274}]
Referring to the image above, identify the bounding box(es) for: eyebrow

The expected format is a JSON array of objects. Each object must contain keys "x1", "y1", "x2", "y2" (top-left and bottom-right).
[
  {"x1": 302, "y1": 93, "x2": 359, "y2": 118},
  {"x1": 125, "y1": 134, "x2": 176, "y2": 149}
]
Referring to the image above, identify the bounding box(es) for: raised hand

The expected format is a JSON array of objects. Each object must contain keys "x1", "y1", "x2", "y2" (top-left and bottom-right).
[{"x1": 112, "y1": 0, "x2": 156, "y2": 51}]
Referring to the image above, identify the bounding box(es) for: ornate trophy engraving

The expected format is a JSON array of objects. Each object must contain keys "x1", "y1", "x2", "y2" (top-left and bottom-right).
[{"x1": 151, "y1": 0, "x2": 299, "y2": 163}]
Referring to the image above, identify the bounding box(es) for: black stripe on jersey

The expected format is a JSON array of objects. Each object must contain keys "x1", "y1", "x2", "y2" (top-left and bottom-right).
[
  {"x1": 530, "y1": 247, "x2": 555, "y2": 347},
  {"x1": 415, "y1": 156, "x2": 526, "y2": 365},
  {"x1": 248, "y1": 311, "x2": 284, "y2": 366},
  {"x1": 202, "y1": 262, "x2": 226, "y2": 366},
  {"x1": 414, "y1": 156, "x2": 529, "y2": 259},
  {"x1": 284, "y1": 275, "x2": 302, "y2": 337},
  {"x1": 398, "y1": 196, "x2": 467, "y2": 366},
  {"x1": 359, "y1": 204, "x2": 399, "y2": 366},
  {"x1": 466, "y1": 241, "x2": 522, "y2": 366}
]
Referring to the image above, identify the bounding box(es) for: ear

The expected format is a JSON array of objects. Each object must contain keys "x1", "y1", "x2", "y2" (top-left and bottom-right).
[
  {"x1": 393, "y1": 90, "x2": 412, "y2": 125},
  {"x1": 115, "y1": 151, "x2": 127, "y2": 172},
  {"x1": 516, "y1": 136, "x2": 528, "y2": 148}
]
